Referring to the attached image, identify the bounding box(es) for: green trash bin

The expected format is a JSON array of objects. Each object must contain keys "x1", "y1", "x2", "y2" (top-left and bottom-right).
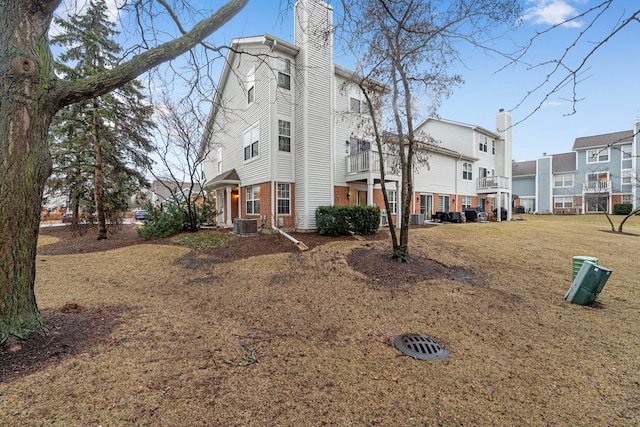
[
  {"x1": 572, "y1": 255, "x2": 598, "y2": 280},
  {"x1": 564, "y1": 261, "x2": 612, "y2": 306}
]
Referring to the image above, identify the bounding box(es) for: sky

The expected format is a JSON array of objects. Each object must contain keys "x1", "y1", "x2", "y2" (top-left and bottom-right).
[
  {"x1": 56, "y1": 0, "x2": 639, "y2": 163},
  {"x1": 209, "y1": 0, "x2": 640, "y2": 162}
]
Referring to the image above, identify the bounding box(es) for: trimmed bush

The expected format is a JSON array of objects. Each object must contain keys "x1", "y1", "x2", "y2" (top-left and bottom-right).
[
  {"x1": 613, "y1": 203, "x2": 633, "y2": 215},
  {"x1": 316, "y1": 205, "x2": 380, "y2": 236}
]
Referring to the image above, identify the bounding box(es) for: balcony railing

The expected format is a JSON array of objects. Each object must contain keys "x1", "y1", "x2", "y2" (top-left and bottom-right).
[
  {"x1": 585, "y1": 180, "x2": 611, "y2": 191},
  {"x1": 347, "y1": 151, "x2": 399, "y2": 175},
  {"x1": 477, "y1": 176, "x2": 510, "y2": 192}
]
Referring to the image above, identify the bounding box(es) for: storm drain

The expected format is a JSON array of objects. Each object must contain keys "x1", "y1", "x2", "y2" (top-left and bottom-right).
[{"x1": 393, "y1": 333, "x2": 450, "y2": 360}]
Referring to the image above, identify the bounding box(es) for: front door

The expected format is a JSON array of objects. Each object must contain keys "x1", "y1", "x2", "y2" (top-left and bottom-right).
[{"x1": 420, "y1": 194, "x2": 433, "y2": 218}]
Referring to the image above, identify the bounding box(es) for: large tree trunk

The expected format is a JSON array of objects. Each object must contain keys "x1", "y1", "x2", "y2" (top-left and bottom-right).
[
  {"x1": 0, "y1": 0, "x2": 59, "y2": 342},
  {"x1": 0, "y1": 0, "x2": 248, "y2": 343}
]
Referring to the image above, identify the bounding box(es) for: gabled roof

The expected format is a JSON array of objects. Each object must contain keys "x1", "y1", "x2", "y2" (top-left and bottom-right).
[
  {"x1": 552, "y1": 152, "x2": 576, "y2": 173},
  {"x1": 205, "y1": 169, "x2": 240, "y2": 189},
  {"x1": 572, "y1": 129, "x2": 633, "y2": 150},
  {"x1": 417, "y1": 117, "x2": 501, "y2": 140},
  {"x1": 512, "y1": 160, "x2": 536, "y2": 177}
]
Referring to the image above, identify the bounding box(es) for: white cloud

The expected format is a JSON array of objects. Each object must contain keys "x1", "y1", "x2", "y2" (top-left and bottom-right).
[{"x1": 521, "y1": 0, "x2": 584, "y2": 28}]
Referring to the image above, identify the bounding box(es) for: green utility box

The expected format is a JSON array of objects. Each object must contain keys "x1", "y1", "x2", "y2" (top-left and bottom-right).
[
  {"x1": 564, "y1": 261, "x2": 612, "y2": 306},
  {"x1": 572, "y1": 255, "x2": 598, "y2": 280}
]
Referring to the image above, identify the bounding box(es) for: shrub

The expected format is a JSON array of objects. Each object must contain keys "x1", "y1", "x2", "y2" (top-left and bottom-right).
[
  {"x1": 613, "y1": 203, "x2": 633, "y2": 215},
  {"x1": 316, "y1": 205, "x2": 380, "y2": 236},
  {"x1": 137, "y1": 202, "x2": 186, "y2": 239}
]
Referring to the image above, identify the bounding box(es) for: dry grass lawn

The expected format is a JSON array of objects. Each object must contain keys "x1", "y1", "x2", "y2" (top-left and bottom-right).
[{"x1": 2, "y1": 214, "x2": 639, "y2": 426}]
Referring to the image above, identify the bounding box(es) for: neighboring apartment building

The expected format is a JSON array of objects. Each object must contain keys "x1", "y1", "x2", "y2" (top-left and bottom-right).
[
  {"x1": 413, "y1": 112, "x2": 513, "y2": 221},
  {"x1": 201, "y1": 0, "x2": 514, "y2": 231},
  {"x1": 513, "y1": 121, "x2": 640, "y2": 214}
]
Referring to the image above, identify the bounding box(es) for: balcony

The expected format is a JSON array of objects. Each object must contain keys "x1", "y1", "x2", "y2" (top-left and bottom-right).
[
  {"x1": 585, "y1": 180, "x2": 611, "y2": 191},
  {"x1": 346, "y1": 151, "x2": 399, "y2": 177},
  {"x1": 477, "y1": 176, "x2": 510, "y2": 193}
]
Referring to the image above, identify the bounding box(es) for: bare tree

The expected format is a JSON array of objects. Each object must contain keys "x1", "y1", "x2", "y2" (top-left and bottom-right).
[
  {"x1": 338, "y1": 0, "x2": 521, "y2": 261},
  {"x1": 145, "y1": 93, "x2": 216, "y2": 234},
  {"x1": 0, "y1": 0, "x2": 248, "y2": 344},
  {"x1": 511, "y1": 2, "x2": 640, "y2": 125}
]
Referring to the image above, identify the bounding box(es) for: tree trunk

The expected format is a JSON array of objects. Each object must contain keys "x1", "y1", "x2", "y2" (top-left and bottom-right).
[
  {"x1": 0, "y1": 0, "x2": 59, "y2": 342},
  {"x1": 93, "y1": 101, "x2": 107, "y2": 240},
  {"x1": 0, "y1": 0, "x2": 248, "y2": 343}
]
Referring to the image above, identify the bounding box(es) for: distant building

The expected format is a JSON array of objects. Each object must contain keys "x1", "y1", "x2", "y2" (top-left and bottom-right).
[{"x1": 513, "y1": 121, "x2": 640, "y2": 214}]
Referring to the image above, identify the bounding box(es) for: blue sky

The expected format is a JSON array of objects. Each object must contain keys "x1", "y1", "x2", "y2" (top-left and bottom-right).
[
  {"x1": 58, "y1": 0, "x2": 639, "y2": 162},
  {"x1": 211, "y1": 0, "x2": 639, "y2": 162}
]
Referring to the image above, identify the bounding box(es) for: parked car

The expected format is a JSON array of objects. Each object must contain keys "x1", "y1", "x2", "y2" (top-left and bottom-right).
[
  {"x1": 61, "y1": 212, "x2": 73, "y2": 224},
  {"x1": 134, "y1": 210, "x2": 148, "y2": 221}
]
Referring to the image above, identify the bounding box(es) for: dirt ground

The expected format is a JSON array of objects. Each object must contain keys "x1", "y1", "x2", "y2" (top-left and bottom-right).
[{"x1": 3, "y1": 224, "x2": 439, "y2": 382}]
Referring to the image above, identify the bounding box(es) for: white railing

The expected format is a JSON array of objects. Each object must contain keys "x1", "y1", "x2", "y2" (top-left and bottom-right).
[
  {"x1": 585, "y1": 180, "x2": 611, "y2": 191},
  {"x1": 477, "y1": 176, "x2": 510, "y2": 192},
  {"x1": 347, "y1": 151, "x2": 399, "y2": 175}
]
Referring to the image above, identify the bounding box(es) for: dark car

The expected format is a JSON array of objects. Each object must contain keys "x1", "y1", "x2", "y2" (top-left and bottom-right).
[
  {"x1": 61, "y1": 212, "x2": 74, "y2": 224},
  {"x1": 134, "y1": 210, "x2": 148, "y2": 221}
]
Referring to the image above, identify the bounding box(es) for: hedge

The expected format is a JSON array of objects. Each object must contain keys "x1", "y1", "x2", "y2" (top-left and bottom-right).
[{"x1": 316, "y1": 205, "x2": 380, "y2": 236}]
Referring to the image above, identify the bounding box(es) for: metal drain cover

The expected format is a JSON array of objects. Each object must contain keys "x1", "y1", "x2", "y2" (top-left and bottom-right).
[{"x1": 393, "y1": 333, "x2": 450, "y2": 360}]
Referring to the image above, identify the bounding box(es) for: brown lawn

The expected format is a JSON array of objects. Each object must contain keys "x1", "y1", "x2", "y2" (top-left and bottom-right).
[{"x1": 1, "y1": 214, "x2": 639, "y2": 426}]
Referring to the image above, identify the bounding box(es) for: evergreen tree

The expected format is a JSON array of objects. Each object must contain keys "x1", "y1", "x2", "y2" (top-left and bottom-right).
[{"x1": 50, "y1": 0, "x2": 154, "y2": 239}]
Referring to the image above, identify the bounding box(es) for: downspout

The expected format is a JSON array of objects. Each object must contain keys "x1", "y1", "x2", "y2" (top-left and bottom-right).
[{"x1": 272, "y1": 225, "x2": 308, "y2": 251}]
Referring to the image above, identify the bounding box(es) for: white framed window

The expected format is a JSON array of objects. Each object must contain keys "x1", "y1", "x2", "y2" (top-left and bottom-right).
[
  {"x1": 386, "y1": 190, "x2": 397, "y2": 214},
  {"x1": 622, "y1": 194, "x2": 633, "y2": 204},
  {"x1": 554, "y1": 196, "x2": 573, "y2": 208},
  {"x1": 621, "y1": 144, "x2": 632, "y2": 169},
  {"x1": 587, "y1": 148, "x2": 609, "y2": 163},
  {"x1": 478, "y1": 135, "x2": 488, "y2": 153},
  {"x1": 349, "y1": 138, "x2": 371, "y2": 154},
  {"x1": 438, "y1": 195, "x2": 450, "y2": 213},
  {"x1": 244, "y1": 124, "x2": 259, "y2": 161},
  {"x1": 462, "y1": 163, "x2": 473, "y2": 181},
  {"x1": 277, "y1": 58, "x2": 291, "y2": 90},
  {"x1": 492, "y1": 140, "x2": 496, "y2": 155},
  {"x1": 247, "y1": 67, "x2": 255, "y2": 105},
  {"x1": 277, "y1": 183, "x2": 290, "y2": 215},
  {"x1": 350, "y1": 97, "x2": 361, "y2": 113},
  {"x1": 246, "y1": 185, "x2": 260, "y2": 215},
  {"x1": 554, "y1": 173, "x2": 574, "y2": 188},
  {"x1": 278, "y1": 120, "x2": 291, "y2": 152},
  {"x1": 461, "y1": 195, "x2": 472, "y2": 209},
  {"x1": 622, "y1": 169, "x2": 633, "y2": 186}
]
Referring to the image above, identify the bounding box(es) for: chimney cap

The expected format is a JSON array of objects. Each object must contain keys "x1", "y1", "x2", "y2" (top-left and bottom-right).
[{"x1": 499, "y1": 108, "x2": 504, "y2": 112}]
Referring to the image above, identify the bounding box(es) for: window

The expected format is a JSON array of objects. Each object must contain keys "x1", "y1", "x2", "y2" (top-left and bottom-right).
[
  {"x1": 462, "y1": 163, "x2": 473, "y2": 181},
  {"x1": 554, "y1": 196, "x2": 573, "y2": 208},
  {"x1": 247, "y1": 67, "x2": 255, "y2": 105},
  {"x1": 622, "y1": 170, "x2": 633, "y2": 186},
  {"x1": 350, "y1": 97, "x2": 361, "y2": 113},
  {"x1": 244, "y1": 124, "x2": 259, "y2": 161},
  {"x1": 621, "y1": 145, "x2": 632, "y2": 169},
  {"x1": 278, "y1": 120, "x2": 291, "y2": 152},
  {"x1": 349, "y1": 138, "x2": 371, "y2": 154},
  {"x1": 478, "y1": 135, "x2": 488, "y2": 152},
  {"x1": 554, "y1": 174, "x2": 574, "y2": 188},
  {"x1": 277, "y1": 183, "x2": 290, "y2": 215},
  {"x1": 587, "y1": 148, "x2": 609, "y2": 163},
  {"x1": 461, "y1": 195, "x2": 472, "y2": 209},
  {"x1": 277, "y1": 58, "x2": 291, "y2": 90},
  {"x1": 438, "y1": 195, "x2": 450, "y2": 213},
  {"x1": 492, "y1": 140, "x2": 496, "y2": 155},
  {"x1": 387, "y1": 190, "x2": 397, "y2": 214},
  {"x1": 246, "y1": 185, "x2": 260, "y2": 215},
  {"x1": 622, "y1": 194, "x2": 633, "y2": 204}
]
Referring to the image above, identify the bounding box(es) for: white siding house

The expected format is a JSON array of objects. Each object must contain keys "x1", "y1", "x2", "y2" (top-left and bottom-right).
[{"x1": 201, "y1": 0, "x2": 514, "y2": 230}]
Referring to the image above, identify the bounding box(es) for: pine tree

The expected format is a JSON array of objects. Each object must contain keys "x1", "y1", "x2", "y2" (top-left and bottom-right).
[{"x1": 50, "y1": 0, "x2": 154, "y2": 239}]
